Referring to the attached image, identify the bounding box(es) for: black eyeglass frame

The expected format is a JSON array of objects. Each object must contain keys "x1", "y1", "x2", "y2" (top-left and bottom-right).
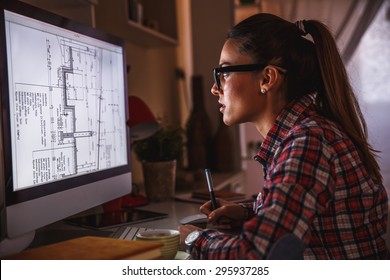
[{"x1": 213, "y1": 63, "x2": 265, "y2": 91}]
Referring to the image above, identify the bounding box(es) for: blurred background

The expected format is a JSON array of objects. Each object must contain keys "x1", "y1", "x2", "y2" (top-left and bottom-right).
[{"x1": 20, "y1": 0, "x2": 390, "y2": 199}]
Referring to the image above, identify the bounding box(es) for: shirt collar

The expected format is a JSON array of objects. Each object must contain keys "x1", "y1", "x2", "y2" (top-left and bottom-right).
[{"x1": 256, "y1": 93, "x2": 317, "y2": 167}]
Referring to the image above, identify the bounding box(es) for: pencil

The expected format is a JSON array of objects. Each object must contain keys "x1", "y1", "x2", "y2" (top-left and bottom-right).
[{"x1": 205, "y1": 168, "x2": 218, "y2": 210}]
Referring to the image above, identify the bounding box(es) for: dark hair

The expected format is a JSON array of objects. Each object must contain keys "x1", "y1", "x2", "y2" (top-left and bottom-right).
[
  {"x1": 228, "y1": 13, "x2": 382, "y2": 184},
  {"x1": 227, "y1": 14, "x2": 321, "y2": 101}
]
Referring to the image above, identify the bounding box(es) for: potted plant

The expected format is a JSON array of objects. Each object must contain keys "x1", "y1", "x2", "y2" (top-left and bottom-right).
[{"x1": 133, "y1": 123, "x2": 184, "y2": 202}]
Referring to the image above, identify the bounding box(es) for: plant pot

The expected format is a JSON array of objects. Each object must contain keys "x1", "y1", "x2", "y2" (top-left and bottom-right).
[{"x1": 142, "y1": 160, "x2": 177, "y2": 202}]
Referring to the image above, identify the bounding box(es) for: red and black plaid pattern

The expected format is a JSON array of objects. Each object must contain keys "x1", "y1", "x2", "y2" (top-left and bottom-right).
[{"x1": 191, "y1": 93, "x2": 389, "y2": 260}]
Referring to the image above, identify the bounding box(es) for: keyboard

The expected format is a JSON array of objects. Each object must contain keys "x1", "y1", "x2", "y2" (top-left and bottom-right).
[{"x1": 111, "y1": 226, "x2": 152, "y2": 240}]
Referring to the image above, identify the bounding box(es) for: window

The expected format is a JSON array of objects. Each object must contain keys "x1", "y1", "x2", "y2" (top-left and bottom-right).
[{"x1": 347, "y1": 0, "x2": 390, "y2": 197}]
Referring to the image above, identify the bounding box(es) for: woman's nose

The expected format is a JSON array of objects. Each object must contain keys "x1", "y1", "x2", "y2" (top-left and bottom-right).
[{"x1": 211, "y1": 83, "x2": 220, "y2": 96}]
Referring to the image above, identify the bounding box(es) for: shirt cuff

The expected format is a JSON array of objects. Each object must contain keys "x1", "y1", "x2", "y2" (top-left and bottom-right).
[{"x1": 239, "y1": 202, "x2": 254, "y2": 220}]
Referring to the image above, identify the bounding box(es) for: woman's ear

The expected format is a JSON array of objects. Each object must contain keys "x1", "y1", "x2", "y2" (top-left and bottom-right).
[{"x1": 259, "y1": 66, "x2": 284, "y2": 93}]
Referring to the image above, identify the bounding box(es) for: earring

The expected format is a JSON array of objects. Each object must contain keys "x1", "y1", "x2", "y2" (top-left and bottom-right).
[{"x1": 260, "y1": 88, "x2": 267, "y2": 95}]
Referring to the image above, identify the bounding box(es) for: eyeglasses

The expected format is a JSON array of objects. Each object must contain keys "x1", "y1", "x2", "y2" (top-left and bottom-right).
[{"x1": 213, "y1": 64, "x2": 265, "y2": 91}]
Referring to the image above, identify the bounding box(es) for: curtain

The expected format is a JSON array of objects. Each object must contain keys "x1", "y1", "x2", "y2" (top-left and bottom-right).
[{"x1": 336, "y1": 0, "x2": 384, "y2": 62}]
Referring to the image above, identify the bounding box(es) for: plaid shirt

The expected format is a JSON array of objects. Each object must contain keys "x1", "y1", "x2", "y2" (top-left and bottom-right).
[{"x1": 191, "y1": 93, "x2": 389, "y2": 259}]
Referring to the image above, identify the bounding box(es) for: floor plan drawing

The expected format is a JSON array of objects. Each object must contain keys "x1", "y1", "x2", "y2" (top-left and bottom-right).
[{"x1": 6, "y1": 14, "x2": 127, "y2": 191}]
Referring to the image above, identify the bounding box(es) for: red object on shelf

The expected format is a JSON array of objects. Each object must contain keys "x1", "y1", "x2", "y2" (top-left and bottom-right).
[{"x1": 128, "y1": 96, "x2": 159, "y2": 142}]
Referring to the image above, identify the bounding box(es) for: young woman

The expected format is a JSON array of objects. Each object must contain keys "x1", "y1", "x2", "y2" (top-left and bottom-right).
[{"x1": 179, "y1": 13, "x2": 389, "y2": 259}]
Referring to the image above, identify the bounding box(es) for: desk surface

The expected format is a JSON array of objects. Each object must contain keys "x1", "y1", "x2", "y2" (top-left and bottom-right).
[
  {"x1": 31, "y1": 199, "x2": 202, "y2": 247},
  {"x1": 30, "y1": 171, "x2": 245, "y2": 248},
  {"x1": 136, "y1": 200, "x2": 202, "y2": 229}
]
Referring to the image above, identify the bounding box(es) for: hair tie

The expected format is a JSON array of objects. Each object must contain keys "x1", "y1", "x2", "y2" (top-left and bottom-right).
[{"x1": 295, "y1": 20, "x2": 308, "y2": 36}]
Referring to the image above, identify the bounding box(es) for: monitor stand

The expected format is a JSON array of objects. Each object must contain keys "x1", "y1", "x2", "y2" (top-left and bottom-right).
[{"x1": 0, "y1": 230, "x2": 35, "y2": 258}]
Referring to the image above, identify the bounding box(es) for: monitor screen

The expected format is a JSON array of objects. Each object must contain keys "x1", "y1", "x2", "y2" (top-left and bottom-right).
[{"x1": 0, "y1": 0, "x2": 131, "y2": 256}]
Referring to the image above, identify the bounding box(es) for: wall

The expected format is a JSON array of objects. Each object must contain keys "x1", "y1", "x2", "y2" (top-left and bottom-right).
[
  {"x1": 190, "y1": 0, "x2": 242, "y2": 174},
  {"x1": 175, "y1": 0, "x2": 193, "y2": 129},
  {"x1": 125, "y1": 43, "x2": 179, "y2": 184},
  {"x1": 190, "y1": 0, "x2": 234, "y2": 134}
]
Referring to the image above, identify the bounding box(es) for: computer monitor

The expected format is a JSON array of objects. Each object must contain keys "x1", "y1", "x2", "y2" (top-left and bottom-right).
[{"x1": 0, "y1": 0, "x2": 132, "y2": 257}]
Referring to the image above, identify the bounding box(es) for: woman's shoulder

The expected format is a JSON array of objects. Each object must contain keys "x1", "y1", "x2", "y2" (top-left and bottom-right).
[{"x1": 289, "y1": 114, "x2": 347, "y2": 143}]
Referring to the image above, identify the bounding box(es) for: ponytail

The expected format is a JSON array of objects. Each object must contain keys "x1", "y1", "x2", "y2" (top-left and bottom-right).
[{"x1": 303, "y1": 20, "x2": 382, "y2": 184}]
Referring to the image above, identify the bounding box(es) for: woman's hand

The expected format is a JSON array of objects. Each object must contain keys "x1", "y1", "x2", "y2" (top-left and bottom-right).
[{"x1": 200, "y1": 199, "x2": 245, "y2": 227}]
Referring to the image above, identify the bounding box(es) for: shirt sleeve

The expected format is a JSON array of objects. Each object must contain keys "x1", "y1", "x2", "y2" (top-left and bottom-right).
[{"x1": 190, "y1": 130, "x2": 335, "y2": 259}]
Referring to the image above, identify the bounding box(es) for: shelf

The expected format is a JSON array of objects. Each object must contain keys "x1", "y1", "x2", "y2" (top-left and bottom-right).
[
  {"x1": 21, "y1": 0, "x2": 98, "y2": 10},
  {"x1": 234, "y1": 0, "x2": 259, "y2": 7},
  {"x1": 94, "y1": 0, "x2": 177, "y2": 47},
  {"x1": 126, "y1": 20, "x2": 177, "y2": 47},
  {"x1": 21, "y1": 0, "x2": 97, "y2": 27},
  {"x1": 235, "y1": 4, "x2": 259, "y2": 9},
  {"x1": 24, "y1": 0, "x2": 178, "y2": 47}
]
